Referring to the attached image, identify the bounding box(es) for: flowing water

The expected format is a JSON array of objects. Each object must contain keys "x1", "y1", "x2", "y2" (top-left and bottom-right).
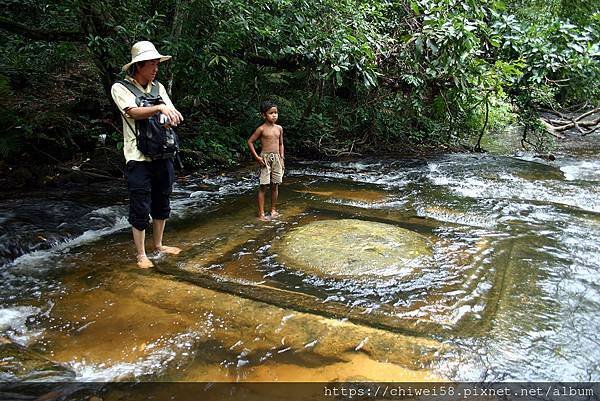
[{"x1": 1, "y1": 139, "x2": 599, "y2": 384}]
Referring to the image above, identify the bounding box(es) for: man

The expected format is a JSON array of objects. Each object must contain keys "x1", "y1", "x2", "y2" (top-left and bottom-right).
[{"x1": 111, "y1": 41, "x2": 184, "y2": 268}]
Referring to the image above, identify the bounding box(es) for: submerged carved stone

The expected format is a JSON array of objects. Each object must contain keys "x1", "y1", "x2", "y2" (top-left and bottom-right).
[{"x1": 274, "y1": 219, "x2": 433, "y2": 278}]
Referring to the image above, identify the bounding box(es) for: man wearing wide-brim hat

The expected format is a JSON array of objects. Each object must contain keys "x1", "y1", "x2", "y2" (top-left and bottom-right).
[{"x1": 111, "y1": 41, "x2": 184, "y2": 269}]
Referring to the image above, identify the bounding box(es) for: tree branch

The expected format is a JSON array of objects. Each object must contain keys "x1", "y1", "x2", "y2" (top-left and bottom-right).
[
  {"x1": 0, "y1": 16, "x2": 84, "y2": 42},
  {"x1": 540, "y1": 107, "x2": 599, "y2": 137},
  {"x1": 539, "y1": 119, "x2": 567, "y2": 138},
  {"x1": 575, "y1": 107, "x2": 600, "y2": 122},
  {"x1": 241, "y1": 52, "x2": 305, "y2": 71}
]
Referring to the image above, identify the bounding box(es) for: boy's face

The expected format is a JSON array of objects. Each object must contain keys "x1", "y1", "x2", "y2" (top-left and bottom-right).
[{"x1": 263, "y1": 107, "x2": 278, "y2": 124}]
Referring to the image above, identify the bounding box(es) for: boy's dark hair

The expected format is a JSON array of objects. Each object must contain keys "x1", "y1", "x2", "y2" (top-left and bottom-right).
[{"x1": 260, "y1": 100, "x2": 277, "y2": 114}]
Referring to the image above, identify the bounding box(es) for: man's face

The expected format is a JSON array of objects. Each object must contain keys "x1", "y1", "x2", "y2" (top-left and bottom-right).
[
  {"x1": 263, "y1": 106, "x2": 278, "y2": 123},
  {"x1": 138, "y1": 59, "x2": 160, "y2": 84}
]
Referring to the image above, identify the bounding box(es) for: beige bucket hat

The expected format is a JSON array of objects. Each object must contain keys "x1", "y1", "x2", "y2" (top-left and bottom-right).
[{"x1": 122, "y1": 41, "x2": 172, "y2": 71}]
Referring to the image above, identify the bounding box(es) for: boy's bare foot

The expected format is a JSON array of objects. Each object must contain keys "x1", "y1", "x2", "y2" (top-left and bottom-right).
[
  {"x1": 156, "y1": 245, "x2": 182, "y2": 255},
  {"x1": 258, "y1": 214, "x2": 269, "y2": 221},
  {"x1": 270, "y1": 210, "x2": 280, "y2": 218},
  {"x1": 137, "y1": 255, "x2": 154, "y2": 269}
]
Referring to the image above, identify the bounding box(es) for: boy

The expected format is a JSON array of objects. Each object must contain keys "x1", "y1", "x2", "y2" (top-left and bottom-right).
[{"x1": 247, "y1": 100, "x2": 285, "y2": 220}]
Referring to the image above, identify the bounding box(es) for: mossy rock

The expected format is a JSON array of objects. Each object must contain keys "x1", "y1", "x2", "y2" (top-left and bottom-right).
[
  {"x1": 0, "y1": 337, "x2": 75, "y2": 382},
  {"x1": 274, "y1": 219, "x2": 433, "y2": 278}
]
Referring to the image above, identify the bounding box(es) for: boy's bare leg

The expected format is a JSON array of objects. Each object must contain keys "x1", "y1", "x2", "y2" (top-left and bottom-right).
[
  {"x1": 152, "y1": 219, "x2": 181, "y2": 255},
  {"x1": 132, "y1": 227, "x2": 153, "y2": 268},
  {"x1": 258, "y1": 185, "x2": 268, "y2": 220},
  {"x1": 270, "y1": 183, "x2": 280, "y2": 217}
]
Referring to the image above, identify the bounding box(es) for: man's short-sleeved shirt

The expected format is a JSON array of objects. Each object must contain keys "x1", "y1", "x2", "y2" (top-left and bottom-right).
[{"x1": 111, "y1": 77, "x2": 174, "y2": 162}]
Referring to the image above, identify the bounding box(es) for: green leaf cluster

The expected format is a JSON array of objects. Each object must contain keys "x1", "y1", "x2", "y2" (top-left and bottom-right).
[{"x1": 1, "y1": 0, "x2": 598, "y2": 165}]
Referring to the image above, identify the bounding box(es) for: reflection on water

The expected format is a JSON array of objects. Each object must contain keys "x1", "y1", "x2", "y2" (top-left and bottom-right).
[{"x1": 1, "y1": 150, "x2": 599, "y2": 382}]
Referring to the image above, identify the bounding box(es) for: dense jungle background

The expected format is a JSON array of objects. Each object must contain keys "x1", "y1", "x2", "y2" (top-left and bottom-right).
[{"x1": 0, "y1": 0, "x2": 598, "y2": 188}]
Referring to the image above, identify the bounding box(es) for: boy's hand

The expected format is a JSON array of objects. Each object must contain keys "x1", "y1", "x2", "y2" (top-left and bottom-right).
[{"x1": 256, "y1": 156, "x2": 266, "y2": 166}]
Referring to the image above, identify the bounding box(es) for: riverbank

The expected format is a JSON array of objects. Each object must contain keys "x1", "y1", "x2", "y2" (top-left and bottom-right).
[
  {"x1": 0, "y1": 146, "x2": 248, "y2": 196},
  {"x1": 1, "y1": 126, "x2": 592, "y2": 195},
  {"x1": 0, "y1": 143, "x2": 442, "y2": 194}
]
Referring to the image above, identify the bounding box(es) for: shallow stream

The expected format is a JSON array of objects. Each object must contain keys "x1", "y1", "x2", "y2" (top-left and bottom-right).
[{"x1": 1, "y1": 139, "x2": 599, "y2": 383}]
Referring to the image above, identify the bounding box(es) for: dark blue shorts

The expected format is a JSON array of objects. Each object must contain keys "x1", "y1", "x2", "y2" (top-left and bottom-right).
[{"x1": 126, "y1": 159, "x2": 175, "y2": 231}]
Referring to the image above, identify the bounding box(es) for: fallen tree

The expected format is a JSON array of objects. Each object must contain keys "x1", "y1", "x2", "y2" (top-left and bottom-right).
[{"x1": 540, "y1": 107, "x2": 600, "y2": 137}]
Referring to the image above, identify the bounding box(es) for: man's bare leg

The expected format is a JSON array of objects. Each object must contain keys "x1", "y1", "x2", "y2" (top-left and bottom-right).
[
  {"x1": 132, "y1": 227, "x2": 153, "y2": 268},
  {"x1": 258, "y1": 185, "x2": 268, "y2": 220},
  {"x1": 152, "y1": 219, "x2": 181, "y2": 255},
  {"x1": 270, "y1": 183, "x2": 280, "y2": 217}
]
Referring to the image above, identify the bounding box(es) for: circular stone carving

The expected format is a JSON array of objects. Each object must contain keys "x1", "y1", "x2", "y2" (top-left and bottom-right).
[{"x1": 274, "y1": 219, "x2": 432, "y2": 278}]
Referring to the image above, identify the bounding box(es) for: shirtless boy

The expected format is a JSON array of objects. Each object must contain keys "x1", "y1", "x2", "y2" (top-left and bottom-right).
[{"x1": 247, "y1": 100, "x2": 285, "y2": 220}]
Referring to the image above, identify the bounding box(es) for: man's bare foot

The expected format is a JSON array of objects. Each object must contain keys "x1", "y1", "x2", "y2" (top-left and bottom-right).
[
  {"x1": 156, "y1": 245, "x2": 182, "y2": 255},
  {"x1": 258, "y1": 214, "x2": 269, "y2": 221},
  {"x1": 270, "y1": 210, "x2": 280, "y2": 218},
  {"x1": 137, "y1": 255, "x2": 154, "y2": 269}
]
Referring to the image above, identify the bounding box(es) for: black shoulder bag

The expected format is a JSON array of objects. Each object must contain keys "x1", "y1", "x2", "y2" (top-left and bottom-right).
[{"x1": 117, "y1": 80, "x2": 180, "y2": 161}]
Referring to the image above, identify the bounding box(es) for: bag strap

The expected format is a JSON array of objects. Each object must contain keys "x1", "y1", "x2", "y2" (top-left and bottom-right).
[
  {"x1": 149, "y1": 80, "x2": 160, "y2": 97},
  {"x1": 117, "y1": 79, "x2": 159, "y2": 133},
  {"x1": 116, "y1": 107, "x2": 137, "y2": 137},
  {"x1": 118, "y1": 79, "x2": 161, "y2": 98},
  {"x1": 117, "y1": 79, "x2": 145, "y2": 99},
  {"x1": 114, "y1": 79, "x2": 163, "y2": 138},
  {"x1": 115, "y1": 80, "x2": 141, "y2": 136}
]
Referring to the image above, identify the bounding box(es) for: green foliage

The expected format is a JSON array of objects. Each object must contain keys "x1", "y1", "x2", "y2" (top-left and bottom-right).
[
  {"x1": 1, "y1": 0, "x2": 598, "y2": 167},
  {"x1": 0, "y1": 75, "x2": 25, "y2": 160},
  {"x1": 492, "y1": 13, "x2": 600, "y2": 100}
]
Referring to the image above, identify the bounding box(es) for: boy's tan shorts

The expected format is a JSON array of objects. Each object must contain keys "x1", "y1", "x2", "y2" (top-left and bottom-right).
[{"x1": 259, "y1": 152, "x2": 284, "y2": 185}]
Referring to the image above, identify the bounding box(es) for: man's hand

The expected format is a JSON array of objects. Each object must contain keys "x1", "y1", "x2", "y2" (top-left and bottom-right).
[
  {"x1": 158, "y1": 105, "x2": 184, "y2": 126},
  {"x1": 256, "y1": 156, "x2": 266, "y2": 166}
]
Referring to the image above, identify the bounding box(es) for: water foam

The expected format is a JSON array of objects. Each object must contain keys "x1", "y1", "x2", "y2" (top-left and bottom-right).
[
  {"x1": 70, "y1": 331, "x2": 203, "y2": 381},
  {"x1": 560, "y1": 160, "x2": 600, "y2": 181},
  {"x1": 8, "y1": 216, "x2": 129, "y2": 271},
  {"x1": 0, "y1": 305, "x2": 43, "y2": 345}
]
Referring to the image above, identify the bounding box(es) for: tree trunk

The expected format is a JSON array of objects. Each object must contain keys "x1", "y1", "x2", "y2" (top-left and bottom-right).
[
  {"x1": 475, "y1": 98, "x2": 489, "y2": 152},
  {"x1": 74, "y1": 1, "x2": 119, "y2": 99},
  {"x1": 167, "y1": 0, "x2": 192, "y2": 97}
]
